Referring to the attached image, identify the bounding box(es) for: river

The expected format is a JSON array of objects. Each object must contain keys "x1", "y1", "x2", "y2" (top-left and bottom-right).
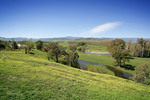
[{"x1": 85, "y1": 51, "x2": 111, "y2": 55}]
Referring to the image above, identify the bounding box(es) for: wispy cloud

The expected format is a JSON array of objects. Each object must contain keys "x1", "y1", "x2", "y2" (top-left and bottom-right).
[{"x1": 86, "y1": 22, "x2": 121, "y2": 35}]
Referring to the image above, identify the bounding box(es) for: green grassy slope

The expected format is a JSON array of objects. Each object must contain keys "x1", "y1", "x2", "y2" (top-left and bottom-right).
[{"x1": 0, "y1": 50, "x2": 150, "y2": 100}]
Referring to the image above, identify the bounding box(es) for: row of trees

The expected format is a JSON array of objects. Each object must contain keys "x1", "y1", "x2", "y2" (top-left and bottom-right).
[
  {"x1": 68, "y1": 42, "x2": 87, "y2": 53},
  {"x1": 68, "y1": 39, "x2": 112, "y2": 46},
  {"x1": 0, "y1": 39, "x2": 44, "y2": 53},
  {"x1": 0, "y1": 40, "x2": 18, "y2": 51},
  {"x1": 133, "y1": 38, "x2": 150, "y2": 57},
  {"x1": 17, "y1": 40, "x2": 43, "y2": 54},
  {"x1": 126, "y1": 38, "x2": 150, "y2": 57}
]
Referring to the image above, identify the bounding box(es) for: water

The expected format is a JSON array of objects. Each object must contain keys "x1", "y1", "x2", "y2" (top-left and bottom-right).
[
  {"x1": 85, "y1": 51, "x2": 111, "y2": 55},
  {"x1": 78, "y1": 60, "x2": 133, "y2": 79}
]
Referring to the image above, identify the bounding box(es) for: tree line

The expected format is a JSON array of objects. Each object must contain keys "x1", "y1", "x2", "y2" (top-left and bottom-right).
[
  {"x1": 44, "y1": 42, "x2": 87, "y2": 68},
  {"x1": 0, "y1": 40, "x2": 88, "y2": 69},
  {"x1": 0, "y1": 40, "x2": 18, "y2": 51}
]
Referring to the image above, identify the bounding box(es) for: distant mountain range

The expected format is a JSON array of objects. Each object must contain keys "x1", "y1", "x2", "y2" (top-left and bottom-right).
[
  {"x1": 0, "y1": 36, "x2": 150, "y2": 43},
  {"x1": 0, "y1": 36, "x2": 81, "y2": 41}
]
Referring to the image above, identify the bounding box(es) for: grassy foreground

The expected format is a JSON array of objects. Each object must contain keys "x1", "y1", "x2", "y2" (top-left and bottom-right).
[{"x1": 0, "y1": 50, "x2": 150, "y2": 100}]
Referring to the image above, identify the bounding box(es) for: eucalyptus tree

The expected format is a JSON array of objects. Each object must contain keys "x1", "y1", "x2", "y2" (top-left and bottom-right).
[
  {"x1": 47, "y1": 42, "x2": 66, "y2": 62},
  {"x1": 107, "y1": 39, "x2": 130, "y2": 66}
]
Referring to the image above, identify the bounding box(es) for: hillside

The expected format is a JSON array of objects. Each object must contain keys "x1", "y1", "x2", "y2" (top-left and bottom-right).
[{"x1": 0, "y1": 50, "x2": 150, "y2": 99}]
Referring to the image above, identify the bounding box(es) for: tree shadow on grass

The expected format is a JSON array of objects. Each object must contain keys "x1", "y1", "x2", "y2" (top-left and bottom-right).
[
  {"x1": 122, "y1": 64, "x2": 135, "y2": 70},
  {"x1": 28, "y1": 52, "x2": 35, "y2": 55}
]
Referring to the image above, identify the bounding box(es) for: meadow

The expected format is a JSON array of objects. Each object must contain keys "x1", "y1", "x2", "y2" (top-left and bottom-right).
[
  {"x1": 0, "y1": 50, "x2": 150, "y2": 99},
  {"x1": 78, "y1": 52, "x2": 150, "y2": 75}
]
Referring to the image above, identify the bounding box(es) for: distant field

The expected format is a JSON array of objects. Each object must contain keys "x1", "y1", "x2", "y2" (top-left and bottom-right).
[
  {"x1": 58, "y1": 42, "x2": 69, "y2": 47},
  {"x1": 0, "y1": 50, "x2": 150, "y2": 99},
  {"x1": 86, "y1": 45, "x2": 107, "y2": 52},
  {"x1": 59, "y1": 42, "x2": 108, "y2": 52}
]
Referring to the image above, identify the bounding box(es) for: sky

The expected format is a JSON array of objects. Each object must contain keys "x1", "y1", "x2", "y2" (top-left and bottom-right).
[{"x1": 0, "y1": 0, "x2": 150, "y2": 38}]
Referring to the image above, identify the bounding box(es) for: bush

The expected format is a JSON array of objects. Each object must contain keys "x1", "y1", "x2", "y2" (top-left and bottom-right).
[
  {"x1": 143, "y1": 79, "x2": 150, "y2": 85},
  {"x1": 132, "y1": 64, "x2": 150, "y2": 83}
]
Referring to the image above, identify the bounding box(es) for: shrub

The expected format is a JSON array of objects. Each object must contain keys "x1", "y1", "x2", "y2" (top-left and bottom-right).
[
  {"x1": 143, "y1": 79, "x2": 150, "y2": 85},
  {"x1": 132, "y1": 64, "x2": 150, "y2": 83}
]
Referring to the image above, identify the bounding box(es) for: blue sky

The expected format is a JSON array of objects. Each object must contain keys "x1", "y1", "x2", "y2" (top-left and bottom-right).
[{"x1": 0, "y1": 0, "x2": 150, "y2": 38}]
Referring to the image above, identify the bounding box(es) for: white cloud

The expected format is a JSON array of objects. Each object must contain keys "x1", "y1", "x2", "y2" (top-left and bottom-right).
[{"x1": 87, "y1": 22, "x2": 121, "y2": 35}]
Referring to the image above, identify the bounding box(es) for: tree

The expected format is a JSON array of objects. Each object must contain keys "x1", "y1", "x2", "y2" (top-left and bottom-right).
[
  {"x1": 11, "y1": 40, "x2": 18, "y2": 50},
  {"x1": 133, "y1": 43, "x2": 142, "y2": 57},
  {"x1": 144, "y1": 41, "x2": 150, "y2": 57},
  {"x1": 0, "y1": 40, "x2": 6, "y2": 50},
  {"x1": 77, "y1": 42, "x2": 86, "y2": 53},
  {"x1": 107, "y1": 39, "x2": 130, "y2": 66},
  {"x1": 122, "y1": 50, "x2": 131, "y2": 66},
  {"x1": 77, "y1": 42, "x2": 86, "y2": 47},
  {"x1": 69, "y1": 44, "x2": 77, "y2": 52},
  {"x1": 64, "y1": 49, "x2": 80, "y2": 68},
  {"x1": 47, "y1": 42, "x2": 66, "y2": 62},
  {"x1": 27, "y1": 39, "x2": 34, "y2": 51},
  {"x1": 126, "y1": 40, "x2": 132, "y2": 50},
  {"x1": 132, "y1": 64, "x2": 150, "y2": 83},
  {"x1": 35, "y1": 40, "x2": 43, "y2": 50},
  {"x1": 23, "y1": 40, "x2": 34, "y2": 54},
  {"x1": 81, "y1": 45, "x2": 86, "y2": 53},
  {"x1": 133, "y1": 38, "x2": 150, "y2": 57},
  {"x1": 69, "y1": 51, "x2": 80, "y2": 68}
]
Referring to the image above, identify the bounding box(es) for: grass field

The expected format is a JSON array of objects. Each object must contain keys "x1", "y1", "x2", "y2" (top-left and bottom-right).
[
  {"x1": 85, "y1": 64, "x2": 114, "y2": 76},
  {"x1": 0, "y1": 50, "x2": 150, "y2": 99},
  {"x1": 86, "y1": 45, "x2": 108, "y2": 52}
]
